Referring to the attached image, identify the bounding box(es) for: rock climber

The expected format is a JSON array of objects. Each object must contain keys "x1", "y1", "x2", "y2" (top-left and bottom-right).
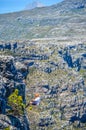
[{"x1": 26, "y1": 93, "x2": 41, "y2": 108}]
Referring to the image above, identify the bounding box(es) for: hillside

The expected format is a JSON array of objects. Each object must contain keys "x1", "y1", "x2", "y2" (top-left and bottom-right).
[{"x1": 0, "y1": 0, "x2": 86, "y2": 41}]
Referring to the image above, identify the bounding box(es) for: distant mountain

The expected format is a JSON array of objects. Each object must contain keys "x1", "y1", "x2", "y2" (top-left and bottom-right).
[
  {"x1": 0, "y1": 0, "x2": 86, "y2": 41},
  {"x1": 25, "y1": 1, "x2": 44, "y2": 10}
]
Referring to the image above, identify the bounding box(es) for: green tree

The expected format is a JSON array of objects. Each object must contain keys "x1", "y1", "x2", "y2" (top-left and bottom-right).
[{"x1": 8, "y1": 89, "x2": 25, "y2": 116}]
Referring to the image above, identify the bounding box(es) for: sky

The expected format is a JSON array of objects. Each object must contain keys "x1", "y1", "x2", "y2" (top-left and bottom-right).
[{"x1": 0, "y1": 0, "x2": 63, "y2": 14}]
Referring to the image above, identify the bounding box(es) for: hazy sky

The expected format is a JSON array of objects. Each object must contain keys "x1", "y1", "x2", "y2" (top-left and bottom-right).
[{"x1": 0, "y1": 0, "x2": 63, "y2": 14}]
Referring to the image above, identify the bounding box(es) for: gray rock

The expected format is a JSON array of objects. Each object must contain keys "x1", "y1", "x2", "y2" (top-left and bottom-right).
[{"x1": 0, "y1": 56, "x2": 29, "y2": 130}]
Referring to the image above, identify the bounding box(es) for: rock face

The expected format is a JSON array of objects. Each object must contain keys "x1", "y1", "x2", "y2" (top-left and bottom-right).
[
  {"x1": 23, "y1": 40, "x2": 86, "y2": 130},
  {"x1": 0, "y1": 40, "x2": 86, "y2": 130},
  {"x1": 0, "y1": 56, "x2": 29, "y2": 130}
]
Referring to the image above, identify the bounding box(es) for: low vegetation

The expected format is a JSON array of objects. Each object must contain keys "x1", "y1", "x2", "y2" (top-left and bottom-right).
[{"x1": 7, "y1": 89, "x2": 25, "y2": 116}]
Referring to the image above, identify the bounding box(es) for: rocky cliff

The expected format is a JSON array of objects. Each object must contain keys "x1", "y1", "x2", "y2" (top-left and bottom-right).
[
  {"x1": 0, "y1": 55, "x2": 29, "y2": 130},
  {"x1": 0, "y1": 40, "x2": 86, "y2": 130}
]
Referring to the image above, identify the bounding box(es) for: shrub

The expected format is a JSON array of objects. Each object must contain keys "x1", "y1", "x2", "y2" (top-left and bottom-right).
[
  {"x1": 8, "y1": 89, "x2": 25, "y2": 116},
  {"x1": 4, "y1": 127, "x2": 10, "y2": 130}
]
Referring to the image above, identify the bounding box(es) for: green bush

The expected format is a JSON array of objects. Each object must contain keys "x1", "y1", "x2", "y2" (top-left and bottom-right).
[
  {"x1": 8, "y1": 89, "x2": 25, "y2": 116},
  {"x1": 4, "y1": 127, "x2": 10, "y2": 130}
]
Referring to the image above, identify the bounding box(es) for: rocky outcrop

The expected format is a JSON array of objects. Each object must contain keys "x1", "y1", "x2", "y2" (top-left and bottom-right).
[
  {"x1": 0, "y1": 56, "x2": 29, "y2": 130},
  {"x1": 0, "y1": 42, "x2": 17, "y2": 52},
  {"x1": 58, "y1": 44, "x2": 86, "y2": 71}
]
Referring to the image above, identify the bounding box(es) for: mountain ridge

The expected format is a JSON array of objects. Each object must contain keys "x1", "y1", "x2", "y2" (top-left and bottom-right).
[{"x1": 0, "y1": 0, "x2": 86, "y2": 42}]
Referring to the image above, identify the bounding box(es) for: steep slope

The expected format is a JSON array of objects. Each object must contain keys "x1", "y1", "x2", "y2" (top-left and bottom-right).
[{"x1": 0, "y1": 0, "x2": 86, "y2": 41}]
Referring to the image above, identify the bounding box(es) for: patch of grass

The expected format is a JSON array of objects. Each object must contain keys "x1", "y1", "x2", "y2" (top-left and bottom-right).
[{"x1": 79, "y1": 69, "x2": 86, "y2": 78}]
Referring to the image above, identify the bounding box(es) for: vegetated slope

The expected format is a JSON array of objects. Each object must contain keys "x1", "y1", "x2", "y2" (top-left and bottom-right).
[{"x1": 0, "y1": 0, "x2": 86, "y2": 41}]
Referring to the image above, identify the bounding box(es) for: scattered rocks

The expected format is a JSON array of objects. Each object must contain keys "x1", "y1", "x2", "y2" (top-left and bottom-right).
[{"x1": 39, "y1": 116, "x2": 55, "y2": 127}]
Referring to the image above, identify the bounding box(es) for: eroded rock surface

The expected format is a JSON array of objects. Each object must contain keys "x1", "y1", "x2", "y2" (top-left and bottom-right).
[
  {"x1": 0, "y1": 40, "x2": 86, "y2": 130},
  {"x1": 0, "y1": 56, "x2": 29, "y2": 130}
]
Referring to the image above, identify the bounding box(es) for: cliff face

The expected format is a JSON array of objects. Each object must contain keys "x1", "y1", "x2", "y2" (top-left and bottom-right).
[
  {"x1": 0, "y1": 56, "x2": 29, "y2": 130},
  {"x1": 0, "y1": 40, "x2": 86, "y2": 130}
]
